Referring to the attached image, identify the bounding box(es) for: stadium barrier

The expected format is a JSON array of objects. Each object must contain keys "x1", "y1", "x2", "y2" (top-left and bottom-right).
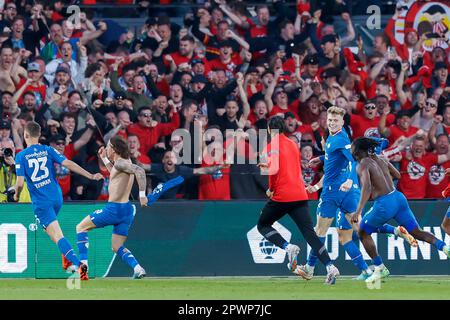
[{"x1": 0, "y1": 201, "x2": 449, "y2": 278}]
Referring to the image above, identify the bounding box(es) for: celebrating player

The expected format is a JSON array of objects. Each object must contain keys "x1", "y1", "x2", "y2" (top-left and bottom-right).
[
  {"x1": 74, "y1": 135, "x2": 150, "y2": 280},
  {"x1": 13, "y1": 121, "x2": 103, "y2": 279},
  {"x1": 257, "y1": 116, "x2": 340, "y2": 285},
  {"x1": 297, "y1": 107, "x2": 410, "y2": 281},
  {"x1": 351, "y1": 137, "x2": 450, "y2": 284}
]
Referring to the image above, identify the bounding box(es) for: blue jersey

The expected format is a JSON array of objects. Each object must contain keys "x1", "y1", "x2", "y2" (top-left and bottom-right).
[
  {"x1": 15, "y1": 144, "x2": 66, "y2": 205},
  {"x1": 323, "y1": 130, "x2": 357, "y2": 188}
]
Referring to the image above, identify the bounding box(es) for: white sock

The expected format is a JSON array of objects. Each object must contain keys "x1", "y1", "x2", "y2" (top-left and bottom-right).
[
  {"x1": 364, "y1": 268, "x2": 373, "y2": 275},
  {"x1": 394, "y1": 227, "x2": 400, "y2": 236},
  {"x1": 374, "y1": 264, "x2": 385, "y2": 272},
  {"x1": 326, "y1": 264, "x2": 334, "y2": 272},
  {"x1": 81, "y1": 260, "x2": 88, "y2": 267}
]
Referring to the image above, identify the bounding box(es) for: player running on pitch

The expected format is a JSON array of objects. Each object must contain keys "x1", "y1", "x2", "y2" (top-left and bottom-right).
[
  {"x1": 257, "y1": 116, "x2": 340, "y2": 285},
  {"x1": 73, "y1": 135, "x2": 153, "y2": 280},
  {"x1": 13, "y1": 121, "x2": 103, "y2": 279},
  {"x1": 297, "y1": 107, "x2": 414, "y2": 281},
  {"x1": 351, "y1": 137, "x2": 450, "y2": 284}
]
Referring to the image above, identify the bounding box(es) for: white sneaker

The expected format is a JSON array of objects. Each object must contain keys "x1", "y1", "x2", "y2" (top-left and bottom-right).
[
  {"x1": 365, "y1": 269, "x2": 382, "y2": 285},
  {"x1": 396, "y1": 226, "x2": 418, "y2": 247},
  {"x1": 325, "y1": 264, "x2": 340, "y2": 285},
  {"x1": 133, "y1": 265, "x2": 146, "y2": 279},
  {"x1": 285, "y1": 244, "x2": 300, "y2": 271},
  {"x1": 293, "y1": 264, "x2": 314, "y2": 280}
]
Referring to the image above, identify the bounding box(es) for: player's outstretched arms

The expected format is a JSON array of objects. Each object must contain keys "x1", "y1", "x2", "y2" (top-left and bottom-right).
[
  {"x1": 62, "y1": 159, "x2": 104, "y2": 181},
  {"x1": 114, "y1": 159, "x2": 148, "y2": 207}
]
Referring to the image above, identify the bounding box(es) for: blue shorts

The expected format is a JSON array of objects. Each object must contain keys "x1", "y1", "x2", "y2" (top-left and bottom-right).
[
  {"x1": 317, "y1": 185, "x2": 360, "y2": 230},
  {"x1": 90, "y1": 202, "x2": 136, "y2": 236},
  {"x1": 33, "y1": 199, "x2": 63, "y2": 230},
  {"x1": 360, "y1": 190, "x2": 419, "y2": 234}
]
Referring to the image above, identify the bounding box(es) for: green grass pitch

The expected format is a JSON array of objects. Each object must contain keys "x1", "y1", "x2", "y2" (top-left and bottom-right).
[{"x1": 0, "y1": 276, "x2": 449, "y2": 300}]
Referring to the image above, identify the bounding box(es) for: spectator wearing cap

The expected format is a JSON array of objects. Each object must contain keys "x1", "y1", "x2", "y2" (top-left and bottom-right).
[
  {"x1": 48, "y1": 134, "x2": 72, "y2": 199},
  {"x1": 350, "y1": 100, "x2": 394, "y2": 139},
  {"x1": 315, "y1": 33, "x2": 346, "y2": 69},
  {"x1": 15, "y1": 62, "x2": 47, "y2": 108},
  {"x1": 0, "y1": 120, "x2": 12, "y2": 141},
  {"x1": 379, "y1": 110, "x2": 419, "y2": 146},
  {"x1": 45, "y1": 41, "x2": 88, "y2": 84},
  {"x1": 191, "y1": 57, "x2": 210, "y2": 77},
  {"x1": 426, "y1": 134, "x2": 450, "y2": 198},
  {"x1": 127, "y1": 105, "x2": 180, "y2": 157},
  {"x1": 46, "y1": 63, "x2": 74, "y2": 99},
  {"x1": 208, "y1": 40, "x2": 245, "y2": 79},
  {"x1": 301, "y1": 54, "x2": 320, "y2": 81},
  {"x1": 432, "y1": 61, "x2": 449, "y2": 91}
]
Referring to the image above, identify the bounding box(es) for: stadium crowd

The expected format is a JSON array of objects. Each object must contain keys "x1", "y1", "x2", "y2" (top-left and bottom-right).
[{"x1": 0, "y1": 0, "x2": 449, "y2": 202}]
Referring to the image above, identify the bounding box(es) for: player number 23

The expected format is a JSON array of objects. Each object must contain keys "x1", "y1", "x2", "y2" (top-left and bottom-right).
[{"x1": 28, "y1": 157, "x2": 49, "y2": 182}]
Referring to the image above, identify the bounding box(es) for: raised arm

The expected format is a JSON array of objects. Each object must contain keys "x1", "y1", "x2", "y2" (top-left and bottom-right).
[
  {"x1": 62, "y1": 159, "x2": 104, "y2": 181},
  {"x1": 193, "y1": 164, "x2": 224, "y2": 175},
  {"x1": 396, "y1": 62, "x2": 409, "y2": 106},
  {"x1": 113, "y1": 158, "x2": 148, "y2": 206}
]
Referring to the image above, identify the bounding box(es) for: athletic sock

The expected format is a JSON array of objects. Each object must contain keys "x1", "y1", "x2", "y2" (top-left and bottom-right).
[
  {"x1": 307, "y1": 236, "x2": 326, "y2": 267},
  {"x1": 377, "y1": 224, "x2": 396, "y2": 235},
  {"x1": 76, "y1": 232, "x2": 89, "y2": 264},
  {"x1": 343, "y1": 240, "x2": 369, "y2": 271},
  {"x1": 372, "y1": 255, "x2": 384, "y2": 267},
  {"x1": 117, "y1": 246, "x2": 139, "y2": 269},
  {"x1": 57, "y1": 238, "x2": 80, "y2": 267}
]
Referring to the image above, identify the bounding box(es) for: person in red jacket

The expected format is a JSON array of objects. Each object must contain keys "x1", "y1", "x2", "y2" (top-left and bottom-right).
[
  {"x1": 127, "y1": 105, "x2": 180, "y2": 157},
  {"x1": 257, "y1": 116, "x2": 339, "y2": 284}
]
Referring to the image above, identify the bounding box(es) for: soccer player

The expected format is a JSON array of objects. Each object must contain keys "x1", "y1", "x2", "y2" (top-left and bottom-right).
[
  {"x1": 351, "y1": 137, "x2": 450, "y2": 284},
  {"x1": 441, "y1": 169, "x2": 450, "y2": 236},
  {"x1": 298, "y1": 107, "x2": 411, "y2": 281},
  {"x1": 74, "y1": 136, "x2": 150, "y2": 279},
  {"x1": 257, "y1": 116, "x2": 340, "y2": 285},
  {"x1": 13, "y1": 121, "x2": 103, "y2": 279}
]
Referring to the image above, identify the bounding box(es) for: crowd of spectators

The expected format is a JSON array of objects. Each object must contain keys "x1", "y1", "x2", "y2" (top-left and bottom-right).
[{"x1": 0, "y1": 0, "x2": 449, "y2": 202}]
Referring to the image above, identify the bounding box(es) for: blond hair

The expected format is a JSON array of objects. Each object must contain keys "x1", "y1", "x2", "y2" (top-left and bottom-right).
[{"x1": 327, "y1": 106, "x2": 346, "y2": 117}]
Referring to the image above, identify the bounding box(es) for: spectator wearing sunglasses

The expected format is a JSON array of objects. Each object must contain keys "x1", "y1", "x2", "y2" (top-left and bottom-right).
[{"x1": 350, "y1": 100, "x2": 395, "y2": 139}]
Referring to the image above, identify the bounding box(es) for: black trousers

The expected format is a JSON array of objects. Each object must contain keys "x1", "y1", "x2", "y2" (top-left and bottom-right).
[{"x1": 257, "y1": 200, "x2": 331, "y2": 266}]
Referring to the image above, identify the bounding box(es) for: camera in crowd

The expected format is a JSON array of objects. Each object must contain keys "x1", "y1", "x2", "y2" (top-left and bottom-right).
[
  {"x1": 0, "y1": 147, "x2": 14, "y2": 164},
  {"x1": 3, "y1": 186, "x2": 16, "y2": 203}
]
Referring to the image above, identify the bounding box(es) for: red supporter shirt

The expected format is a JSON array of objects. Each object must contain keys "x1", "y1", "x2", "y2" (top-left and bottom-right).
[
  {"x1": 198, "y1": 157, "x2": 230, "y2": 200},
  {"x1": 262, "y1": 133, "x2": 308, "y2": 202},
  {"x1": 127, "y1": 113, "x2": 180, "y2": 156},
  {"x1": 208, "y1": 54, "x2": 243, "y2": 77},
  {"x1": 249, "y1": 25, "x2": 267, "y2": 61},
  {"x1": 426, "y1": 160, "x2": 450, "y2": 199},
  {"x1": 350, "y1": 114, "x2": 394, "y2": 138},
  {"x1": 388, "y1": 125, "x2": 418, "y2": 146},
  {"x1": 397, "y1": 152, "x2": 438, "y2": 199},
  {"x1": 17, "y1": 78, "x2": 47, "y2": 106},
  {"x1": 163, "y1": 52, "x2": 192, "y2": 69}
]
